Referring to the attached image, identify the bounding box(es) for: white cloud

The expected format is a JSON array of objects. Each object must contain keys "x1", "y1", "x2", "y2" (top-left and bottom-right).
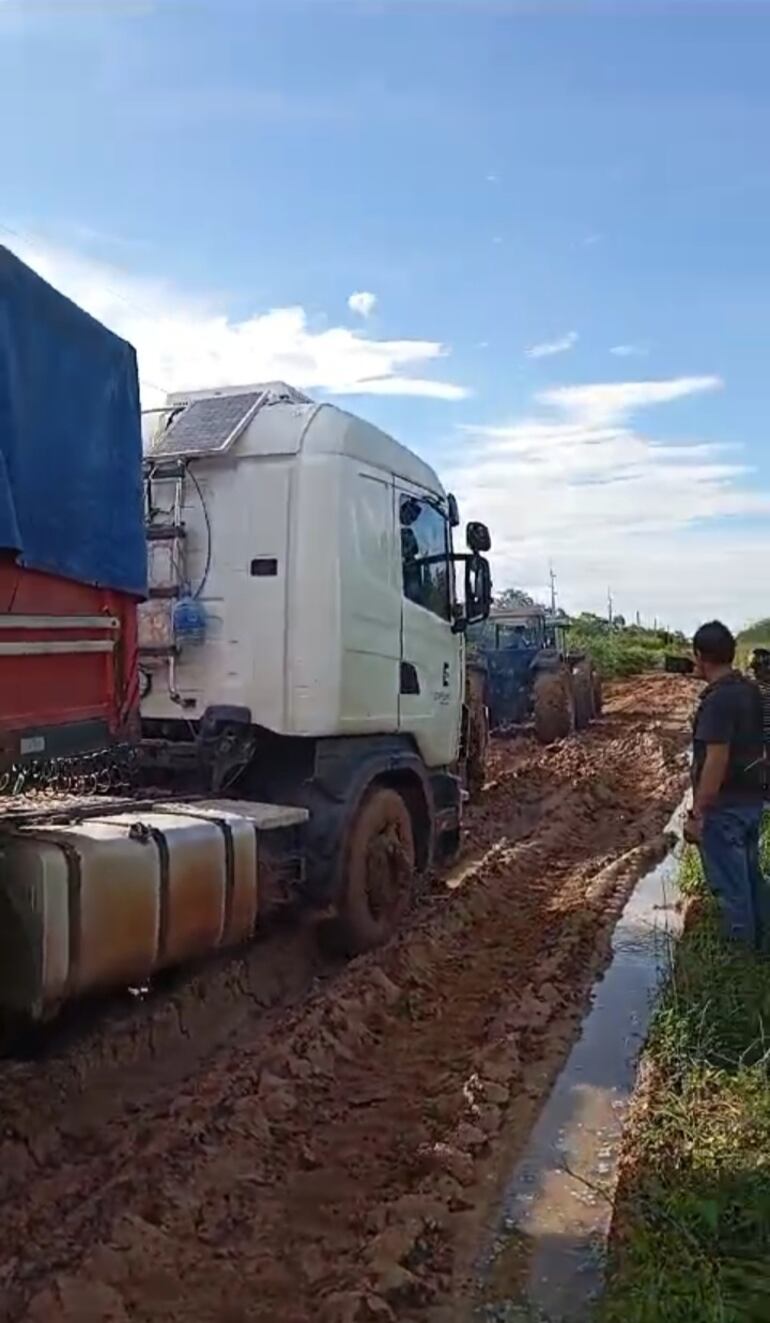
[
  {"x1": 610, "y1": 342, "x2": 649, "y2": 358},
  {"x1": 538, "y1": 375, "x2": 721, "y2": 425},
  {"x1": 525, "y1": 330, "x2": 578, "y2": 360},
  {"x1": 447, "y1": 374, "x2": 770, "y2": 631},
  {"x1": 347, "y1": 290, "x2": 378, "y2": 319},
  {"x1": 6, "y1": 238, "x2": 467, "y2": 406}
]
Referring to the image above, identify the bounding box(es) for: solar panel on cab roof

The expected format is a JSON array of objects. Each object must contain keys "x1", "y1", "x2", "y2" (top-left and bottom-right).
[
  {"x1": 151, "y1": 391, "x2": 263, "y2": 459},
  {"x1": 150, "y1": 383, "x2": 315, "y2": 460}
]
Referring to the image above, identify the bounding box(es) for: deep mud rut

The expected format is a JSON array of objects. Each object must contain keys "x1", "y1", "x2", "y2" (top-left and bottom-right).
[{"x1": 0, "y1": 675, "x2": 696, "y2": 1323}]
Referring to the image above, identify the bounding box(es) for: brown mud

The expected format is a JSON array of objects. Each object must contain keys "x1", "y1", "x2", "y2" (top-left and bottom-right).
[{"x1": 0, "y1": 674, "x2": 696, "y2": 1323}]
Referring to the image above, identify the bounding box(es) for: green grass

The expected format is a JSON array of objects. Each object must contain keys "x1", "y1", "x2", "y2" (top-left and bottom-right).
[{"x1": 600, "y1": 826, "x2": 770, "y2": 1323}]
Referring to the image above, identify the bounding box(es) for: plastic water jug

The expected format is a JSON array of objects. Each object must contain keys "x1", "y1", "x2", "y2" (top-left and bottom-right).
[{"x1": 173, "y1": 595, "x2": 207, "y2": 646}]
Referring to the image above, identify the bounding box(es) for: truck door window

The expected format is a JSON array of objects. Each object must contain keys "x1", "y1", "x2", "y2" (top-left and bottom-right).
[{"x1": 400, "y1": 495, "x2": 450, "y2": 621}]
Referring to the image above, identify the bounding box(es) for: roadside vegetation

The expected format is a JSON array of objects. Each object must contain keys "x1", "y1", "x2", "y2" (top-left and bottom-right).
[
  {"x1": 601, "y1": 826, "x2": 770, "y2": 1323},
  {"x1": 490, "y1": 588, "x2": 690, "y2": 679},
  {"x1": 566, "y1": 614, "x2": 690, "y2": 679},
  {"x1": 736, "y1": 617, "x2": 770, "y2": 668}
]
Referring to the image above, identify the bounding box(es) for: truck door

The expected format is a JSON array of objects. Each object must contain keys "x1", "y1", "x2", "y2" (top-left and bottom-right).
[{"x1": 397, "y1": 487, "x2": 462, "y2": 767}]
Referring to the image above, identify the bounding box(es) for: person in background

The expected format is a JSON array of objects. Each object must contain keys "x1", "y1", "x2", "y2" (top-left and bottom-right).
[
  {"x1": 748, "y1": 647, "x2": 770, "y2": 776},
  {"x1": 685, "y1": 621, "x2": 767, "y2": 950}
]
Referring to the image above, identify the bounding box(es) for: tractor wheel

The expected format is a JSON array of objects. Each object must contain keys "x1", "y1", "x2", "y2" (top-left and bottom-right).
[
  {"x1": 534, "y1": 668, "x2": 576, "y2": 744},
  {"x1": 572, "y1": 660, "x2": 595, "y2": 729},
  {"x1": 592, "y1": 670, "x2": 604, "y2": 717},
  {"x1": 465, "y1": 699, "x2": 490, "y2": 803},
  {"x1": 333, "y1": 787, "x2": 416, "y2": 955}
]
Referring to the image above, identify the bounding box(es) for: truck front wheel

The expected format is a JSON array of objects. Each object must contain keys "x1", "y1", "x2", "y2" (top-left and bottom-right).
[{"x1": 335, "y1": 786, "x2": 416, "y2": 954}]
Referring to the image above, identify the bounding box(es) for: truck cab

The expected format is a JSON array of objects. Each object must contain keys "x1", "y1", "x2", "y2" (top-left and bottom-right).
[{"x1": 140, "y1": 384, "x2": 491, "y2": 948}]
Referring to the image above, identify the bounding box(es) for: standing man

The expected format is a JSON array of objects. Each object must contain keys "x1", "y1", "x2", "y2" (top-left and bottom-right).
[{"x1": 686, "y1": 621, "x2": 767, "y2": 949}]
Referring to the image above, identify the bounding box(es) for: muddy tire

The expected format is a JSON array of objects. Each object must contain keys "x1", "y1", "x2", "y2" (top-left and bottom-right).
[
  {"x1": 333, "y1": 787, "x2": 416, "y2": 955},
  {"x1": 533, "y1": 669, "x2": 575, "y2": 744},
  {"x1": 466, "y1": 703, "x2": 489, "y2": 803},
  {"x1": 572, "y1": 660, "x2": 595, "y2": 729},
  {"x1": 464, "y1": 662, "x2": 489, "y2": 802}
]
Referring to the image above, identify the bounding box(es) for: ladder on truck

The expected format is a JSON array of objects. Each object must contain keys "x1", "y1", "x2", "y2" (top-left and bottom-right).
[
  {"x1": 139, "y1": 460, "x2": 190, "y2": 705},
  {"x1": 138, "y1": 383, "x2": 314, "y2": 706}
]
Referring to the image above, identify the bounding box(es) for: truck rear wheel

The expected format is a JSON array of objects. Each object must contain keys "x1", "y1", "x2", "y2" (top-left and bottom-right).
[
  {"x1": 335, "y1": 786, "x2": 416, "y2": 954},
  {"x1": 534, "y1": 669, "x2": 575, "y2": 744}
]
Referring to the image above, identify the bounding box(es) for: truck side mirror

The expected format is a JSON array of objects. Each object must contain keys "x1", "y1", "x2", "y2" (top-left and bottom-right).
[
  {"x1": 464, "y1": 554, "x2": 492, "y2": 627},
  {"x1": 466, "y1": 521, "x2": 491, "y2": 554},
  {"x1": 447, "y1": 493, "x2": 461, "y2": 528}
]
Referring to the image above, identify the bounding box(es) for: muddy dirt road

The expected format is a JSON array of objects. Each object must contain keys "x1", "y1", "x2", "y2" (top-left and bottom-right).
[{"x1": 0, "y1": 675, "x2": 696, "y2": 1323}]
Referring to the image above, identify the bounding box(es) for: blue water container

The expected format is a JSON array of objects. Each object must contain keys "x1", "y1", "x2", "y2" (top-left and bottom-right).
[{"x1": 173, "y1": 595, "x2": 207, "y2": 646}]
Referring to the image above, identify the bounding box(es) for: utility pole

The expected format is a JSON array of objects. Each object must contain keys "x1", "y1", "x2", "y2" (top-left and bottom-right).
[
  {"x1": 607, "y1": 587, "x2": 614, "y2": 625},
  {"x1": 549, "y1": 563, "x2": 557, "y2": 615}
]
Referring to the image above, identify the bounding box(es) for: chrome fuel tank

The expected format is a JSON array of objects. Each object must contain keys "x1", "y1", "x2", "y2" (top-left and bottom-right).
[{"x1": 0, "y1": 799, "x2": 307, "y2": 1021}]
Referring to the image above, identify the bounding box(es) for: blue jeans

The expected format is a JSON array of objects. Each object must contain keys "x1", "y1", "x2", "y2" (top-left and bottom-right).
[{"x1": 699, "y1": 804, "x2": 767, "y2": 949}]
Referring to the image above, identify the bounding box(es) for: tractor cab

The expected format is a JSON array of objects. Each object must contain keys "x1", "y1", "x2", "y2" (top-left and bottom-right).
[
  {"x1": 469, "y1": 605, "x2": 551, "y2": 727},
  {"x1": 468, "y1": 604, "x2": 599, "y2": 738}
]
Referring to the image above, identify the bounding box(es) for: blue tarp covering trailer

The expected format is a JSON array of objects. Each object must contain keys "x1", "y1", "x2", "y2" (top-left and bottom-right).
[{"x1": 0, "y1": 245, "x2": 147, "y2": 596}]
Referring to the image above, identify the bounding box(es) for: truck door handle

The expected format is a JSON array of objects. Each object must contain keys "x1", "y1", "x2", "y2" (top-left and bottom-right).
[{"x1": 442, "y1": 662, "x2": 450, "y2": 687}]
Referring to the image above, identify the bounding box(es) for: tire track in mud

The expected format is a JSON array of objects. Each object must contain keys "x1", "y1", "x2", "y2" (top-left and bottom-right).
[{"x1": 0, "y1": 676, "x2": 696, "y2": 1323}]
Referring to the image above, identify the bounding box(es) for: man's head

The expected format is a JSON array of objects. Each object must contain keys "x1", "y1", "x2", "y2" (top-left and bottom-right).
[
  {"x1": 750, "y1": 647, "x2": 770, "y2": 680},
  {"x1": 692, "y1": 620, "x2": 736, "y2": 681}
]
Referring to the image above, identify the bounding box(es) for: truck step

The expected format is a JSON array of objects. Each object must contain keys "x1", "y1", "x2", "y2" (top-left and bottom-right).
[
  {"x1": 138, "y1": 643, "x2": 180, "y2": 658},
  {"x1": 148, "y1": 585, "x2": 181, "y2": 600},
  {"x1": 144, "y1": 459, "x2": 187, "y2": 480},
  {"x1": 146, "y1": 523, "x2": 186, "y2": 543}
]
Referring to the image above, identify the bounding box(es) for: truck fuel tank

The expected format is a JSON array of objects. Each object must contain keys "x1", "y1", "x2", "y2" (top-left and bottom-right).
[{"x1": 0, "y1": 799, "x2": 308, "y2": 1022}]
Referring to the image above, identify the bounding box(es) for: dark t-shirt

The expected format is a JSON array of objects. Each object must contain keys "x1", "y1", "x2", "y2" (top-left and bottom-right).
[{"x1": 692, "y1": 671, "x2": 765, "y2": 805}]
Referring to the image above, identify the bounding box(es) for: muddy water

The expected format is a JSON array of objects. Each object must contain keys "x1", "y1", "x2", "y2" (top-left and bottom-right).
[{"x1": 477, "y1": 824, "x2": 684, "y2": 1322}]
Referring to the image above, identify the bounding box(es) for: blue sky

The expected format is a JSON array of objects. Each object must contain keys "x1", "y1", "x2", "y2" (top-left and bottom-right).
[{"x1": 2, "y1": 0, "x2": 770, "y2": 629}]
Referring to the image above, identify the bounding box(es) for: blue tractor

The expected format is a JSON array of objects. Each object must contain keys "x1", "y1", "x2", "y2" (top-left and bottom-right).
[{"x1": 468, "y1": 605, "x2": 602, "y2": 743}]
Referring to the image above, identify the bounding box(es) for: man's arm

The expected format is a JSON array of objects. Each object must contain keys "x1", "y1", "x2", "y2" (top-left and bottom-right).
[{"x1": 693, "y1": 743, "x2": 730, "y2": 816}]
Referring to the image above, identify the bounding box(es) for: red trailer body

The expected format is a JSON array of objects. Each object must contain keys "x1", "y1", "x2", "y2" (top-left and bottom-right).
[
  {"x1": 0, "y1": 553, "x2": 139, "y2": 770},
  {"x1": 0, "y1": 247, "x2": 146, "y2": 775}
]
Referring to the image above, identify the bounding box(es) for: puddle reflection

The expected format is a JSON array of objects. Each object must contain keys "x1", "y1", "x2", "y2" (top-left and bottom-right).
[{"x1": 477, "y1": 831, "x2": 684, "y2": 1322}]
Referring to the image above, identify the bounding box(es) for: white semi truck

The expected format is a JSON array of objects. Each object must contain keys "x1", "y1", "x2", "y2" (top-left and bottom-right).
[
  {"x1": 138, "y1": 383, "x2": 492, "y2": 955},
  {"x1": 0, "y1": 257, "x2": 492, "y2": 1028},
  {"x1": 0, "y1": 382, "x2": 490, "y2": 1028}
]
